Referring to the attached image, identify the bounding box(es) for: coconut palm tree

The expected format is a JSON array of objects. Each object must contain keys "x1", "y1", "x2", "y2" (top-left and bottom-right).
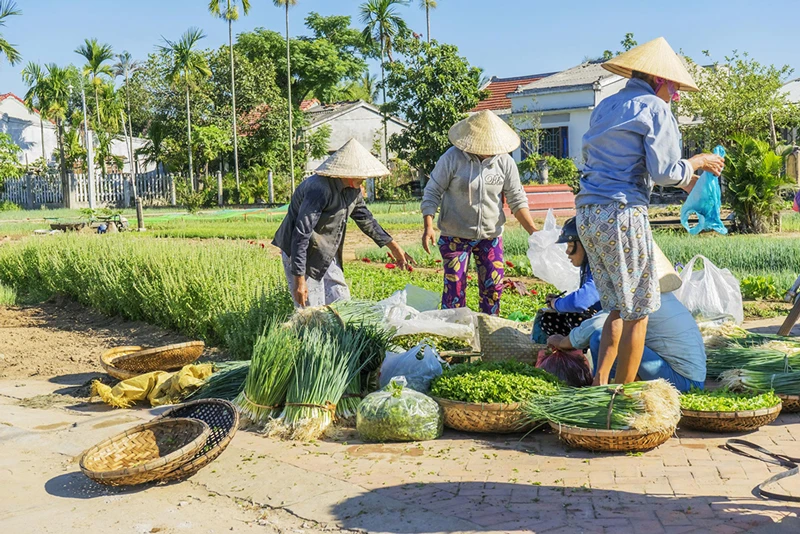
[
  {"x1": 159, "y1": 27, "x2": 211, "y2": 190},
  {"x1": 113, "y1": 51, "x2": 141, "y2": 174},
  {"x1": 209, "y1": 0, "x2": 250, "y2": 200},
  {"x1": 419, "y1": 0, "x2": 436, "y2": 43},
  {"x1": 42, "y1": 64, "x2": 77, "y2": 187},
  {"x1": 360, "y1": 0, "x2": 408, "y2": 164},
  {"x1": 273, "y1": 0, "x2": 297, "y2": 192},
  {"x1": 74, "y1": 39, "x2": 114, "y2": 127},
  {"x1": 21, "y1": 61, "x2": 49, "y2": 164},
  {"x1": 0, "y1": 1, "x2": 21, "y2": 66}
]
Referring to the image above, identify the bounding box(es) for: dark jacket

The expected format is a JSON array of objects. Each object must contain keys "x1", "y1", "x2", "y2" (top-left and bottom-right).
[{"x1": 272, "y1": 175, "x2": 393, "y2": 281}]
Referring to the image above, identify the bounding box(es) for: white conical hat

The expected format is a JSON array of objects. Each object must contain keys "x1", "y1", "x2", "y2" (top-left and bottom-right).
[
  {"x1": 602, "y1": 37, "x2": 699, "y2": 92},
  {"x1": 315, "y1": 138, "x2": 390, "y2": 179},
  {"x1": 653, "y1": 241, "x2": 682, "y2": 293},
  {"x1": 448, "y1": 110, "x2": 521, "y2": 156}
]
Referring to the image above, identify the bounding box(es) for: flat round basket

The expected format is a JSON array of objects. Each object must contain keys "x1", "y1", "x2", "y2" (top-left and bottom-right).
[
  {"x1": 101, "y1": 346, "x2": 146, "y2": 380},
  {"x1": 680, "y1": 403, "x2": 782, "y2": 433},
  {"x1": 155, "y1": 399, "x2": 239, "y2": 481},
  {"x1": 548, "y1": 422, "x2": 675, "y2": 452},
  {"x1": 778, "y1": 394, "x2": 800, "y2": 413},
  {"x1": 80, "y1": 418, "x2": 210, "y2": 486},
  {"x1": 433, "y1": 396, "x2": 532, "y2": 434},
  {"x1": 112, "y1": 341, "x2": 205, "y2": 373}
]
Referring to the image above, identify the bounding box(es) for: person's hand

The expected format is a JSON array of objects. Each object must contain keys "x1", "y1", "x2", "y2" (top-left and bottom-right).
[
  {"x1": 293, "y1": 276, "x2": 308, "y2": 307},
  {"x1": 422, "y1": 226, "x2": 436, "y2": 254},
  {"x1": 592, "y1": 373, "x2": 609, "y2": 387},
  {"x1": 547, "y1": 334, "x2": 565, "y2": 349},
  {"x1": 688, "y1": 153, "x2": 725, "y2": 177},
  {"x1": 545, "y1": 293, "x2": 559, "y2": 309}
]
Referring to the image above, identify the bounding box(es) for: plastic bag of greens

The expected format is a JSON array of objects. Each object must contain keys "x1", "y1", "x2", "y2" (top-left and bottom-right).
[
  {"x1": 379, "y1": 343, "x2": 445, "y2": 393},
  {"x1": 357, "y1": 377, "x2": 443, "y2": 442},
  {"x1": 680, "y1": 145, "x2": 728, "y2": 236}
]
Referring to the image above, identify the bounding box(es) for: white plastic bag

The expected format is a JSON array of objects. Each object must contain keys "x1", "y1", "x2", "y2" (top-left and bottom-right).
[
  {"x1": 379, "y1": 343, "x2": 446, "y2": 393},
  {"x1": 377, "y1": 290, "x2": 478, "y2": 348},
  {"x1": 526, "y1": 209, "x2": 580, "y2": 292},
  {"x1": 673, "y1": 255, "x2": 744, "y2": 325}
]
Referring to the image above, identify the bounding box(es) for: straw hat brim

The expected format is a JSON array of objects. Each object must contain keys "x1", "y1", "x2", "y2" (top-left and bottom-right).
[
  {"x1": 448, "y1": 110, "x2": 521, "y2": 156},
  {"x1": 653, "y1": 241, "x2": 682, "y2": 293},
  {"x1": 315, "y1": 138, "x2": 391, "y2": 179},
  {"x1": 601, "y1": 37, "x2": 699, "y2": 92}
]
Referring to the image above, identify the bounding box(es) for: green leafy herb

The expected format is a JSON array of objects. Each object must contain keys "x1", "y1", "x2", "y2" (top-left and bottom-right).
[
  {"x1": 430, "y1": 360, "x2": 562, "y2": 404},
  {"x1": 680, "y1": 387, "x2": 781, "y2": 412}
]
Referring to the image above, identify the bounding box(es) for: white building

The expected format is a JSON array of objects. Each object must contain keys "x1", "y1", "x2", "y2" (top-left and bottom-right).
[
  {"x1": 0, "y1": 92, "x2": 153, "y2": 173},
  {"x1": 507, "y1": 61, "x2": 626, "y2": 166},
  {"x1": 302, "y1": 100, "x2": 408, "y2": 173}
]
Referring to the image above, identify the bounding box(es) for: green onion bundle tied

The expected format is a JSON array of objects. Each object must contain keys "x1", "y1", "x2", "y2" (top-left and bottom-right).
[
  {"x1": 234, "y1": 322, "x2": 299, "y2": 426},
  {"x1": 523, "y1": 379, "x2": 681, "y2": 432},
  {"x1": 189, "y1": 360, "x2": 250, "y2": 401},
  {"x1": 720, "y1": 369, "x2": 800, "y2": 395}
]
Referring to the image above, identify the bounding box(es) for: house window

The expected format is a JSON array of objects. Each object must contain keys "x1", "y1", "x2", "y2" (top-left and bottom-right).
[{"x1": 521, "y1": 127, "x2": 569, "y2": 159}]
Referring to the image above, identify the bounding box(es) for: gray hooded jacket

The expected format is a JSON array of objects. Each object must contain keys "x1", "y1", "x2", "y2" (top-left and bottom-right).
[{"x1": 421, "y1": 147, "x2": 528, "y2": 240}]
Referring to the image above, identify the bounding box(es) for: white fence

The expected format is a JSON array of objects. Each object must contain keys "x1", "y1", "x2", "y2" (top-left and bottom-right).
[{"x1": 2, "y1": 172, "x2": 176, "y2": 208}]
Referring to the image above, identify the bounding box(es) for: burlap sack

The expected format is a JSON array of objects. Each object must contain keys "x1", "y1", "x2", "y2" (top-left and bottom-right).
[{"x1": 476, "y1": 314, "x2": 546, "y2": 365}]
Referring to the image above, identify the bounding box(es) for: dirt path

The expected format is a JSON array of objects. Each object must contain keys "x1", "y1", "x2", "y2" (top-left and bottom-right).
[{"x1": 0, "y1": 300, "x2": 223, "y2": 380}]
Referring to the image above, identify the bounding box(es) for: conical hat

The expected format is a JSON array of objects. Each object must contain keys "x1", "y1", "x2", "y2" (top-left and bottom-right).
[
  {"x1": 448, "y1": 110, "x2": 521, "y2": 156},
  {"x1": 315, "y1": 138, "x2": 390, "y2": 179},
  {"x1": 602, "y1": 37, "x2": 699, "y2": 92},
  {"x1": 653, "y1": 241, "x2": 682, "y2": 293}
]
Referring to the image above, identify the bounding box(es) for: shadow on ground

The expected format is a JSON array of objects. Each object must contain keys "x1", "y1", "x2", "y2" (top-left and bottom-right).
[
  {"x1": 330, "y1": 481, "x2": 800, "y2": 533},
  {"x1": 45, "y1": 472, "x2": 150, "y2": 500}
]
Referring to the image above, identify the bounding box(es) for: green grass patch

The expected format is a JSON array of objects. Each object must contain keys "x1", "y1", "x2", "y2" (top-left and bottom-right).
[{"x1": 0, "y1": 282, "x2": 16, "y2": 306}]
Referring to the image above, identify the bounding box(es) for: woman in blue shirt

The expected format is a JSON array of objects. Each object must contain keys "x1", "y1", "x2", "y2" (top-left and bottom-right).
[
  {"x1": 532, "y1": 217, "x2": 601, "y2": 343},
  {"x1": 576, "y1": 37, "x2": 724, "y2": 386}
]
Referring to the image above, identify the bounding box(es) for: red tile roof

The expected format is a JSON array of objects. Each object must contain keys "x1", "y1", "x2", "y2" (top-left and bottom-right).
[
  {"x1": 0, "y1": 92, "x2": 27, "y2": 106},
  {"x1": 472, "y1": 74, "x2": 555, "y2": 112},
  {"x1": 300, "y1": 99, "x2": 321, "y2": 111}
]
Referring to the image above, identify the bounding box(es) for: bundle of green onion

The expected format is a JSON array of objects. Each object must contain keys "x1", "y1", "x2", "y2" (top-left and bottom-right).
[
  {"x1": 706, "y1": 346, "x2": 799, "y2": 379},
  {"x1": 234, "y1": 322, "x2": 299, "y2": 426},
  {"x1": 188, "y1": 360, "x2": 250, "y2": 401},
  {"x1": 268, "y1": 326, "x2": 372, "y2": 440},
  {"x1": 720, "y1": 369, "x2": 800, "y2": 395},
  {"x1": 523, "y1": 379, "x2": 681, "y2": 432}
]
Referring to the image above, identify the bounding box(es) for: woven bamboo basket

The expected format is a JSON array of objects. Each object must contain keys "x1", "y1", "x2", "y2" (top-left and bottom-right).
[
  {"x1": 777, "y1": 394, "x2": 800, "y2": 413},
  {"x1": 548, "y1": 422, "x2": 675, "y2": 452},
  {"x1": 101, "y1": 346, "x2": 146, "y2": 380},
  {"x1": 680, "y1": 403, "x2": 782, "y2": 433},
  {"x1": 113, "y1": 341, "x2": 205, "y2": 373},
  {"x1": 155, "y1": 399, "x2": 239, "y2": 481},
  {"x1": 80, "y1": 418, "x2": 210, "y2": 486},
  {"x1": 433, "y1": 396, "x2": 533, "y2": 433}
]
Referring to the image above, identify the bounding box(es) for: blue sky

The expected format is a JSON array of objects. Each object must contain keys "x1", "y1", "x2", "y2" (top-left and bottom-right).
[{"x1": 1, "y1": 0, "x2": 796, "y2": 98}]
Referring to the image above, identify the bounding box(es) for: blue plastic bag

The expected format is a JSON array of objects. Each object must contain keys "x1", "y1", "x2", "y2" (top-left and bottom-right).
[{"x1": 681, "y1": 145, "x2": 727, "y2": 236}]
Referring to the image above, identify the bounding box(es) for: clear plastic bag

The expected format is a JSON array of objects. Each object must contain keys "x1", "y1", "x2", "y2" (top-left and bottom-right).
[
  {"x1": 356, "y1": 377, "x2": 443, "y2": 442},
  {"x1": 673, "y1": 255, "x2": 744, "y2": 324},
  {"x1": 526, "y1": 209, "x2": 580, "y2": 292},
  {"x1": 681, "y1": 145, "x2": 728, "y2": 236},
  {"x1": 379, "y1": 343, "x2": 445, "y2": 393}
]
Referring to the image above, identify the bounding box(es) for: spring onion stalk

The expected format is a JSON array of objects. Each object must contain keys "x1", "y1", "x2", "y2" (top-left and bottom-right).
[
  {"x1": 523, "y1": 379, "x2": 680, "y2": 432},
  {"x1": 188, "y1": 361, "x2": 250, "y2": 401},
  {"x1": 706, "y1": 346, "x2": 799, "y2": 379}
]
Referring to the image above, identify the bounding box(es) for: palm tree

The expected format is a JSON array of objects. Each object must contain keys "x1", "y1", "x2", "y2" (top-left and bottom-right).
[
  {"x1": 74, "y1": 39, "x2": 114, "y2": 128},
  {"x1": 419, "y1": 0, "x2": 436, "y2": 43},
  {"x1": 360, "y1": 0, "x2": 408, "y2": 165},
  {"x1": 159, "y1": 27, "x2": 211, "y2": 190},
  {"x1": 209, "y1": 0, "x2": 250, "y2": 201},
  {"x1": 0, "y1": 1, "x2": 21, "y2": 66},
  {"x1": 113, "y1": 51, "x2": 141, "y2": 175},
  {"x1": 21, "y1": 61, "x2": 49, "y2": 164},
  {"x1": 273, "y1": 0, "x2": 297, "y2": 192},
  {"x1": 42, "y1": 64, "x2": 76, "y2": 188}
]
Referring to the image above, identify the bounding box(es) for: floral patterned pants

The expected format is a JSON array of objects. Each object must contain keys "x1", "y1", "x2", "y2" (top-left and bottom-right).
[{"x1": 438, "y1": 235, "x2": 504, "y2": 315}]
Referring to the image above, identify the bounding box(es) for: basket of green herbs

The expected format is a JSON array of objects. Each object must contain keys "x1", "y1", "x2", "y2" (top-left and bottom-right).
[
  {"x1": 428, "y1": 360, "x2": 562, "y2": 434},
  {"x1": 679, "y1": 387, "x2": 782, "y2": 432}
]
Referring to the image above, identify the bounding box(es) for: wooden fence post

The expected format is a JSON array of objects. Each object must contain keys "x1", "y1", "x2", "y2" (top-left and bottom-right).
[
  {"x1": 217, "y1": 170, "x2": 223, "y2": 207},
  {"x1": 25, "y1": 174, "x2": 35, "y2": 209},
  {"x1": 170, "y1": 174, "x2": 177, "y2": 206},
  {"x1": 268, "y1": 170, "x2": 274, "y2": 204}
]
